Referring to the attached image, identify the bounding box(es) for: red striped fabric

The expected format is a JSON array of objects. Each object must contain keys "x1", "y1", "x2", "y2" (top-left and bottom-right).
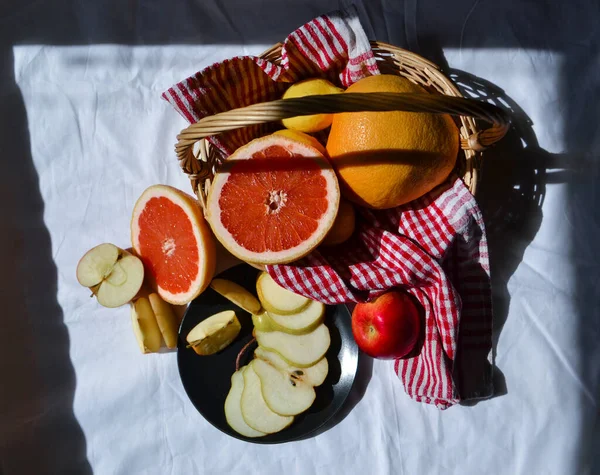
[
  {"x1": 162, "y1": 8, "x2": 378, "y2": 157},
  {"x1": 267, "y1": 176, "x2": 493, "y2": 409},
  {"x1": 163, "y1": 8, "x2": 493, "y2": 409}
]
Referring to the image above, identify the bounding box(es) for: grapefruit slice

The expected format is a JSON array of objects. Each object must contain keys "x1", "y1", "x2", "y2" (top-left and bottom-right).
[
  {"x1": 206, "y1": 133, "x2": 340, "y2": 265},
  {"x1": 131, "y1": 185, "x2": 216, "y2": 305}
]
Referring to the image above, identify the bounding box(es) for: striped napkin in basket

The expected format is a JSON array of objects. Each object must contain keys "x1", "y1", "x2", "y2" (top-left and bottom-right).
[
  {"x1": 163, "y1": 6, "x2": 494, "y2": 409},
  {"x1": 268, "y1": 176, "x2": 494, "y2": 409},
  {"x1": 162, "y1": 6, "x2": 378, "y2": 157}
]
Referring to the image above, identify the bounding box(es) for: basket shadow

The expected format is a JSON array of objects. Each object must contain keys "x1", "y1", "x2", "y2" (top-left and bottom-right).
[
  {"x1": 374, "y1": 49, "x2": 575, "y2": 403},
  {"x1": 446, "y1": 68, "x2": 559, "y2": 405},
  {"x1": 444, "y1": 68, "x2": 592, "y2": 405}
]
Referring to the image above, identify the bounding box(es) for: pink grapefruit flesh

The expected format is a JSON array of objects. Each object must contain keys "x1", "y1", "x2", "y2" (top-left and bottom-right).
[
  {"x1": 131, "y1": 185, "x2": 216, "y2": 305},
  {"x1": 206, "y1": 134, "x2": 340, "y2": 265}
]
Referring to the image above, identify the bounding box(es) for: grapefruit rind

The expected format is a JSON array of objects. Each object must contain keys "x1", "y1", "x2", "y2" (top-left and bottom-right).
[
  {"x1": 206, "y1": 135, "x2": 340, "y2": 265},
  {"x1": 131, "y1": 185, "x2": 216, "y2": 306}
]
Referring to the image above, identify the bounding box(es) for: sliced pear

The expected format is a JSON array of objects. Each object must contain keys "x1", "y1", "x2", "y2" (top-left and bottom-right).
[
  {"x1": 148, "y1": 293, "x2": 178, "y2": 349},
  {"x1": 186, "y1": 310, "x2": 241, "y2": 355},
  {"x1": 254, "y1": 347, "x2": 329, "y2": 387},
  {"x1": 77, "y1": 243, "x2": 145, "y2": 308},
  {"x1": 267, "y1": 300, "x2": 325, "y2": 335},
  {"x1": 256, "y1": 272, "x2": 310, "y2": 315},
  {"x1": 240, "y1": 365, "x2": 293, "y2": 434},
  {"x1": 251, "y1": 312, "x2": 274, "y2": 332},
  {"x1": 131, "y1": 297, "x2": 162, "y2": 353},
  {"x1": 210, "y1": 278, "x2": 261, "y2": 314},
  {"x1": 251, "y1": 359, "x2": 315, "y2": 416},
  {"x1": 255, "y1": 324, "x2": 331, "y2": 368},
  {"x1": 224, "y1": 370, "x2": 267, "y2": 438},
  {"x1": 253, "y1": 305, "x2": 325, "y2": 336}
]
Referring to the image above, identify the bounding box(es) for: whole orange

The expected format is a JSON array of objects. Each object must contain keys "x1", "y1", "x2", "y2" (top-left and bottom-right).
[{"x1": 326, "y1": 75, "x2": 459, "y2": 209}]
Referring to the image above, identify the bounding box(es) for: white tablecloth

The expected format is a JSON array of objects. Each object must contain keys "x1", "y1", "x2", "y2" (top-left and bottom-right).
[{"x1": 1, "y1": 1, "x2": 598, "y2": 474}]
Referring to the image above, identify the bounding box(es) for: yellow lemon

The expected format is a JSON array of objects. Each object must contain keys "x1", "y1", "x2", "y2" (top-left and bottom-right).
[{"x1": 281, "y1": 78, "x2": 344, "y2": 133}]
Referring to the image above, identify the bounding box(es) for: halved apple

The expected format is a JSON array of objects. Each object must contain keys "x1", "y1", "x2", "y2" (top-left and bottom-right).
[
  {"x1": 76, "y1": 243, "x2": 144, "y2": 308},
  {"x1": 267, "y1": 300, "x2": 325, "y2": 335},
  {"x1": 76, "y1": 243, "x2": 119, "y2": 287},
  {"x1": 131, "y1": 296, "x2": 162, "y2": 353},
  {"x1": 251, "y1": 359, "x2": 315, "y2": 416},
  {"x1": 255, "y1": 323, "x2": 331, "y2": 367},
  {"x1": 186, "y1": 310, "x2": 241, "y2": 355},
  {"x1": 224, "y1": 369, "x2": 267, "y2": 438},
  {"x1": 148, "y1": 293, "x2": 178, "y2": 349},
  {"x1": 256, "y1": 272, "x2": 310, "y2": 315},
  {"x1": 240, "y1": 365, "x2": 293, "y2": 434},
  {"x1": 254, "y1": 347, "x2": 329, "y2": 387},
  {"x1": 210, "y1": 278, "x2": 262, "y2": 314}
]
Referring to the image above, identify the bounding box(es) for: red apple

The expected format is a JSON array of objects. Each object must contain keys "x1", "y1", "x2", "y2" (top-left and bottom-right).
[{"x1": 351, "y1": 290, "x2": 422, "y2": 359}]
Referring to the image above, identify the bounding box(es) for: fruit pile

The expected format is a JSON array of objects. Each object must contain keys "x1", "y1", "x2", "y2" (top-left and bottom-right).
[
  {"x1": 207, "y1": 74, "x2": 459, "y2": 266},
  {"x1": 76, "y1": 185, "x2": 216, "y2": 352},
  {"x1": 75, "y1": 73, "x2": 454, "y2": 434},
  {"x1": 75, "y1": 74, "x2": 450, "y2": 357}
]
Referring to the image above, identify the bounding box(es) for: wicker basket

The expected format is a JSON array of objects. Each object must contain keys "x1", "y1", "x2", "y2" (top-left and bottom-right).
[{"x1": 175, "y1": 41, "x2": 510, "y2": 208}]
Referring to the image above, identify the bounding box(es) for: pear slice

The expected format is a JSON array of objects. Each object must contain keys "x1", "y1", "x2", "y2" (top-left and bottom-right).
[
  {"x1": 186, "y1": 310, "x2": 241, "y2": 355},
  {"x1": 148, "y1": 293, "x2": 178, "y2": 349},
  {"x1": 77, "y1": 243, "x2": 145, "y2": 308},
  {"x1": 240, "y1": 365, "x2": 293, "y2": 434},
  {"x1": 251, "y1": 359, "x2": 315, "y2": 416},
  {"x1": 253, "y1": 304, "x2": 325, "y2": 336},
  {"x1": 131, "y1": 297, "x2": 162, "y2": 353},
  {"x1": 251, "y1": 312, "x2": 274, "y2": 332},
  {"x1": 267, "y1": 300, "x2": 325, "y2": 335},
  {"x1": 254, "y1": 347, "x2": 329, "y2": 387},
  {"x1": 255, "y1": 324, "x2": 331, "y2": 368},
  {"x1": 210, "y1": 278, "x2": 261, "y2": 314},
  {"x1": 224, "y1": 369, "x2": 267, "y2": 438},
  {"x1": 256, "y1": 272, "x2": 310, "y2": 315}
]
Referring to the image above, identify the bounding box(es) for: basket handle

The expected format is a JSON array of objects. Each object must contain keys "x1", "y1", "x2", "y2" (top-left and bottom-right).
[{"x1": 175, "y1": 91, "x2": 510, "y2": 172}]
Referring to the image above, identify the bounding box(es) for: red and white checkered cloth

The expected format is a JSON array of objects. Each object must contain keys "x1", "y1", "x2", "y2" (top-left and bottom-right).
[
  {"x1": 162, "y1": 7, "x2": 378, "y2": 157},
  {"x1": 268, "y1": 176, "x2": 493, "y2": 409},
  {"x1": 163, "y1": 7, "x2": 494, "y2": 409}
]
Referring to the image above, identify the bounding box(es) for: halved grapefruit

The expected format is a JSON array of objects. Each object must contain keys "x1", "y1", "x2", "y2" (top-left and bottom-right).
[
  {"x1": 206, "y1": 132, "x2": 340, "y2": 265},
  {"x1": 131, "y1": 185, "x2": 216, "y2": 305}
]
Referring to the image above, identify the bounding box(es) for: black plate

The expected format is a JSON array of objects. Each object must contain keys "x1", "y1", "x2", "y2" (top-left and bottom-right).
[{"x1": 177, "y1": 264, "x2": 359, "y2": 444}]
